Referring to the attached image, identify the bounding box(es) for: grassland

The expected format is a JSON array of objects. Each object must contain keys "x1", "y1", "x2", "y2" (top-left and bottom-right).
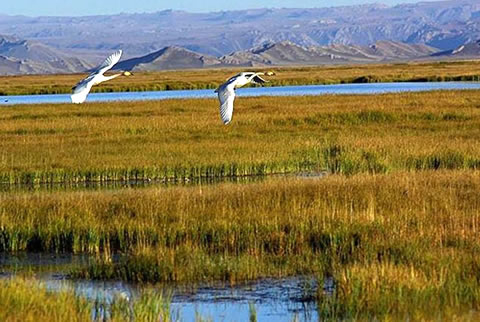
[
  {"x1": 0, "y1": 60, "x2": 479, "y2": 96},
  {"x1": 1, "y1": 90, "x2": 480, "y2": 184},
  {"x1": 2, "y1": 85, "x2": 480, "y2": 319}
]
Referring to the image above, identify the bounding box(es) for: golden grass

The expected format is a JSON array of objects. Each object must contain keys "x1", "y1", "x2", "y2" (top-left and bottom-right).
[
  {"x1": 1, "y1": 90, "x2": 480, "y2": 183},
  {"x1": 0, "y1": 170, "x2": 478, "y2": 263},
  {"x1": 0, "y1": 60, "x2": 479, "y2": 95},
  {"x1": 2, "y1": 170, "x2": 480, "y2": 317},
  {"x1": 0, "y1": 278, "x2": 92, "y2": 322}
]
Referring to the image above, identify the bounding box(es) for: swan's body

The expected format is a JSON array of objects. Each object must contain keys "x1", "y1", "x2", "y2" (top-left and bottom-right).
[
  {"x1": 215, "y1": 71, "x2": 275, "y2": 124},
  {"x1": 71, "y1": 50, "x2": 127, "y2": 104}
]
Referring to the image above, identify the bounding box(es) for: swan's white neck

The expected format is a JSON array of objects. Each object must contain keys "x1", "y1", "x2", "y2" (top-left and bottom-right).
[{"x1": 100, "y1": 74, "x2": 122, "y2": 83}]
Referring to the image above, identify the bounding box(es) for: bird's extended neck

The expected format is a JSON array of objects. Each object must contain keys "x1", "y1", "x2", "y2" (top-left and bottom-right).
[
  {"x1": 101, "y1": 74, "x2": 122, "y2": 82},
  {"x1": 95, "y1": 73, "x2": 122, "y2": 85}
]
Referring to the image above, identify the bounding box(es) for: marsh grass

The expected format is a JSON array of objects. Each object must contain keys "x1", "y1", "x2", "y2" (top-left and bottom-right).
[
  {"x1": 1, "y1": 60, "x2": 480, "y2": 96},
  {"x1": 0, "y1": 277, "x2": 173, "y2": 322},
  {"x1": 319, "y1": 261, "x2": 480, "y2": 320},
  {"x1": 2, "y1": 90, "x2": 480, "y2": 184},
  {"x1": 0, "y1": 278, "x2": 92, "y2": 321},
  {"x1": 2, "y1": 170, "x2": 480, "y2": 317}
]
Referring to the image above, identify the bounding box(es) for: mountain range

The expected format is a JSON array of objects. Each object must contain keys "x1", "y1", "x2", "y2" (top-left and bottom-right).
[
  {"x1": 0, "y1": 33, "x2": 477, "y2": 75},
  {"x1": 114, "y1": 40, "x2": 440, "y2": 71},
  {"x1": 1, "y1": 0, "x2": 480, "y2": 74}
]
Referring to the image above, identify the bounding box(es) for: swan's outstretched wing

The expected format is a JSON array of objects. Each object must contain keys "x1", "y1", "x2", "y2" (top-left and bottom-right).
[
  {"x1": 95, "y1": 50, "x2": 123, "y2": 76},
  {"x1": 217, "y1": 84, "x2": 236, "y2": 125},
  {"x1": 71, "y1": 50, "x2": 123, "y2": 104}
]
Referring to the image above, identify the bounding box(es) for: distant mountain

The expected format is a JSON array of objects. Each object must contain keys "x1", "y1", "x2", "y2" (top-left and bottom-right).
[
  {"x1": 364, "y1": 41, "x2": 438, "y2": 59},
  {"x1": 221, "y1": 40, "x2": 438, "y2": 66},
  {"x1": 222, "y1": 41, "x2": 351, "y2": 66},
  {"x1": 0, "y1": 38, "x2": 446, "y2": 74},
  {"x1": 0, "y1": 0, "x2": 478, "y2": 59},
  {"x1": 433, "y1": 40, "x2": 480, "y2": 57},
  {"x1": 0, "y1": 33, "x2": 478, "y2": 75},
  {"x1": 0, "y1": 56, "x2": 43, "y2": 74},
  {"x1": 115, "y1": 46, "x2": 225, "y2": 71},
  {"x1": 0, "y1": 34, "x2": 92, "y2": 75},
  {"x1": 112, "y1": 40, "x2": 440, "y2": 72}
]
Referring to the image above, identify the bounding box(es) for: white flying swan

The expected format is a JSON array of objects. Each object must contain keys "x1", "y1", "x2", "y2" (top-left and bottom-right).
[
  {"x1": 215, "y1": 71, "x2": 275, "y2": 124},
  {"x1": 71, "y1": 50, "x2": 131, "y2": 104}
]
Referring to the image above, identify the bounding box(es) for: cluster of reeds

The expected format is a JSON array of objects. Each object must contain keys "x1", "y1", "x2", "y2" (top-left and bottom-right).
[
  {"x1": 0, "y1": 277, "x2": 92, "y2": 321},
  {"x1": 1, "y1": 60, "x2": 479, "y2": 95}
]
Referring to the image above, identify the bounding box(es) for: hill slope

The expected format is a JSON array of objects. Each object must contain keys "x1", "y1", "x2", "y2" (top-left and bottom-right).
[
  {"x1": 221, "y1": 40, "x2": 439, "y2": 66},
  {"x1": 433, "y1": 40, "x2": 480, "y2": 58},
  {"x1": 115, "y1": 46, "x2": 224, "y2": 71},
  {"x1": 0, "y1": 35, "x2": 92, "y2": 75}
]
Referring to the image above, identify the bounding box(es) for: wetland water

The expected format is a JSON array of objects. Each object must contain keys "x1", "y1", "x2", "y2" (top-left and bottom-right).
[
  {"x1": 1, "y1": 82, "x2": 480, "y2": 105},
  {"x1": 1, "y1": 254, "x2": 324, "y2": 321},
  {"x1": 0, "y1": 174, "x2": 328, "y2": 321}
]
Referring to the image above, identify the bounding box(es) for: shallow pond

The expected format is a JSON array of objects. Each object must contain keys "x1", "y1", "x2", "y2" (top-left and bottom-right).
[
  {"x1": 1, "y1": 82, "x2": 480, "y2": 105},
  {"x1": 1, "y1": 253, "x2": 327, "y2": 321}
]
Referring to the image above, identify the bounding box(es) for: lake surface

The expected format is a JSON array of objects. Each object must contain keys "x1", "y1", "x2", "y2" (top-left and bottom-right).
[{"x1": 1, "y1": 82, "x2": 480, "y2": 105}]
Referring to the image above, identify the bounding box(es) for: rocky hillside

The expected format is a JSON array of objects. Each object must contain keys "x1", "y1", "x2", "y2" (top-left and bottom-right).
[
  {"x1": 109, "y1": 40, "x2": 440, "y2": 71},
  {"x1": 115, "y1": 46, "x2": 225, "y2": 71},
  {"x1": 221, "y1": 40, "x2": 439, "y2": 66},
  {"x1": 433, "y1": 40, "x2": 480, "y2": 58},
  {"x1": 0, "y1": 35, "x2": 92, "y2": 75}
]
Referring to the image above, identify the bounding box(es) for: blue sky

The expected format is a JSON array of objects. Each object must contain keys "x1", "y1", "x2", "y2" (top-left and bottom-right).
[{"x1": 2, "y1": 0, "x2": 439, "y2": 16}]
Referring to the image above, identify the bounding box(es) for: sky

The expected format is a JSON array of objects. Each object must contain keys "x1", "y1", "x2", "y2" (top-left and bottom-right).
[{"x1": 2, "y1": 0, "x2": 441, "y2": 16}]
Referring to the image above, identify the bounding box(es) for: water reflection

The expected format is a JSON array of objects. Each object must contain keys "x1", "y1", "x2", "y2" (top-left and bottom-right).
[
  {"x1": 0, "y1": 171, "x2": 328, "y2": 194},
  {"x1": 0, "y1": 175, "x2": 269, "y2": 193}
]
